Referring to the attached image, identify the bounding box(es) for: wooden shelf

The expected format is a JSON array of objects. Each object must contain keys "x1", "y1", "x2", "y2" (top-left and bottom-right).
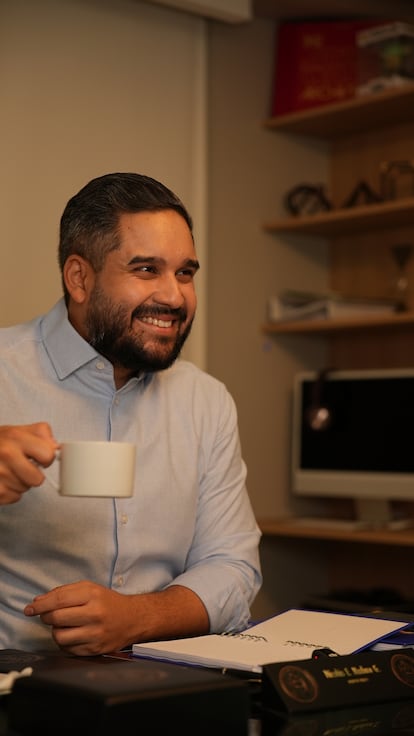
[
  {"x1": 258, "y1": 518, "x2": 414, "y2": 547},
  {"x1": 258, "y1": 75, "x2": 414, "y2": 610},
  {"x1": 262, "y1": 311, "x2": 414, "y2": 336},
  {"x1": 264, "y1": 84, "x2": 414, "y2": 139},
  {"x1": 263, "y1": 197, "x2": 414, "y2": 238}
]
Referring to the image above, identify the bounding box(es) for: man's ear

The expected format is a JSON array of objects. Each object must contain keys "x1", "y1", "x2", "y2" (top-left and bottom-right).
[{"x1": 63, "y1": 255, "x2": 94, "y2": 304}]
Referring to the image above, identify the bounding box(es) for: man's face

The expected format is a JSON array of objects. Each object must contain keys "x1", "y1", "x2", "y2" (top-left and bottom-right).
[{"x1": 83, "y1": 209, "x2": 199, "y2": 377}]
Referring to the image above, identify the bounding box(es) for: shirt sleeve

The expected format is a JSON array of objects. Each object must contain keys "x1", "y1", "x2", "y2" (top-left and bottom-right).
[{"x1": 166, "y1": 383, "x2": 262, "y2": 633}]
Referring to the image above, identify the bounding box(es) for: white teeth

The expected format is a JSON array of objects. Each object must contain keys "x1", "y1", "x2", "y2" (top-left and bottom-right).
[{"x1": 142, "y1": 317, "x2": 172, "y2": 328}]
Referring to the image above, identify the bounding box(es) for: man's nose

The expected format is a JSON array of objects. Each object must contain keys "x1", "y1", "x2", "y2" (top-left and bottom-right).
[{"x1": 153, "y1": 274, "x2": 184, "y2": 307}]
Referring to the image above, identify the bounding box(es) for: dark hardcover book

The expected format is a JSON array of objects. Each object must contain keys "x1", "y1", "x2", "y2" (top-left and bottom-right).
[{"x1": 8, "y1": 657, "x2": 249, "y2": 735}]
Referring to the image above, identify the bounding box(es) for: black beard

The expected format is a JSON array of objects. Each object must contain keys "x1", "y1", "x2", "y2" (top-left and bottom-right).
[{"x1": 85, "y1": 287, "x2": 193, "y2": 373}]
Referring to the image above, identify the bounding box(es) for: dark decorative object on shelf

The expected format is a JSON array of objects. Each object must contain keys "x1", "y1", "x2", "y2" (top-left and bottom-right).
[
  {"x1": 342, "y1": 180, "x2": 383, "y2": 208},
  {"x1": 284, "y1": 184, "x2": 332, "y2": 216},
  {"x1": 391, "y1": 243, "x2": 413, "y2": 311}
]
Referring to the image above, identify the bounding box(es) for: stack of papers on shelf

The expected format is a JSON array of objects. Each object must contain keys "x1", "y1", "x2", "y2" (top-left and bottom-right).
[
  {"x1": 267, "y1": 289, "x2": 397, "y2": 323},
  {"x1": 132, "y1": 608, "x2": 410, "y2": 675}
]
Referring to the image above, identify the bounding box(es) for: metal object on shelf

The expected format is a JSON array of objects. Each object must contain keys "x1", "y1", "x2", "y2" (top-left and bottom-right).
[
  {"x1": 380, "y1": 160, "x2": 414, "y2": 200},
  {"x1": 284, "y1": 183, "x2": 332, "y2": 216}
]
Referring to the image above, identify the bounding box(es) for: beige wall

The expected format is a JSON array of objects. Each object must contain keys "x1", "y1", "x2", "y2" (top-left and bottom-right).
[
  {"x1": 207, "y1": 19, "x2": 332, "y2": 616},
  {"x1": 207, "y1": 19, "x2": 329, "y2": 519},
  {"x1": 0, "y1": 0, "x2": 207, "y2": 365}
]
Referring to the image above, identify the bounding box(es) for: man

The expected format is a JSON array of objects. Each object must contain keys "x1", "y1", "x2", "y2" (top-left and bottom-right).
[{"x1": 0, "y1": 172, "x2": 262, "y2": 656}]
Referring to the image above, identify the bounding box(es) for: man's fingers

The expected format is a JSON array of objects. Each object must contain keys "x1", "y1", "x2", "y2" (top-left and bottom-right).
[{"x1": 24, "y1": 582, "x2": 90, "y2": 616}]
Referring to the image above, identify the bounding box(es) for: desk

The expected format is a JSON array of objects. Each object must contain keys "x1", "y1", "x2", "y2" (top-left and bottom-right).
[{"x1": 1, "y1": 650, "x2": 414, "y2": 735}]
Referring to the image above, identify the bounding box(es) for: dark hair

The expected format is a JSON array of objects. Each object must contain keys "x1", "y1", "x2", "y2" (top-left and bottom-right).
[{"x1": 58, "y1": 172, "x2": 193, "y2": 303}]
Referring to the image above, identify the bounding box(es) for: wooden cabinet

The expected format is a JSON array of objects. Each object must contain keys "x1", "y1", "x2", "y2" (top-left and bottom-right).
[
  {"x1": 262, "y1": 84, "x2": 414, "y2": 370},
  {"x1": 257, "y1": 86, "x2": 414, "y2": 611}
]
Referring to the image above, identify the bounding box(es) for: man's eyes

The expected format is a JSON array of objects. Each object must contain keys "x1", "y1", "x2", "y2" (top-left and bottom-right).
[
  {"x1": 134, "y1": 265, "x2": 156, "y2": 274},
  {"x1": 176, "y1": 268, "x2": 197, "y2": 282},
  {"x1": 131, "y1": 265, "x2": 196, "y2": 281}
]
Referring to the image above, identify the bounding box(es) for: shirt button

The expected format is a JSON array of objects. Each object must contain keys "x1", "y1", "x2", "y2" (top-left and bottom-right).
[
  {"x1": 120, "y1": 514, "x2": 128, "y2": 525},
  {"x1": 114, "y1": 398, "x2": 120, "y2": 406},
  {"x1": 117, "y1": 576, "x2": 124, "y2": 587},
  {"x1": 96, "y1": 360, "x2": 105, "y2": 370}
]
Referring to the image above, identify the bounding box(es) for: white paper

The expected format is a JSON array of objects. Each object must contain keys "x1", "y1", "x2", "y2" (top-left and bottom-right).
[{"x1": 132, "y1": 609, "x2": 410, "y2": 674}]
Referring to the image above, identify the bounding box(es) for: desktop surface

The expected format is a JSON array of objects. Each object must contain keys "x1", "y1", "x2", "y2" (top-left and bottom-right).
[
  {"x1": 1, "y1": 648, "x2": 414, "y2": 735},
  {"x1": 1, "y1": 649, "x2": 250, "y2": 735}
]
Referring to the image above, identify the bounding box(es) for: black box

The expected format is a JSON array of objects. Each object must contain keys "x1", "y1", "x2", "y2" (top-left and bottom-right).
[{"x1": 8, "y1": 658, "x2": 249, "y2": 734}]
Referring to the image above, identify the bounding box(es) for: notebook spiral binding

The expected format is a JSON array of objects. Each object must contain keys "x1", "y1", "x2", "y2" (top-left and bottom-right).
[{"x1": 221, "y1": 632, "x2": 268, "y2": 643}]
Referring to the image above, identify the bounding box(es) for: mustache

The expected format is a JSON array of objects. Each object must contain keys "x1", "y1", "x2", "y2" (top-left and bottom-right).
[{"x1": 131, "y1": 305, "x2": 187, "y2": 322}]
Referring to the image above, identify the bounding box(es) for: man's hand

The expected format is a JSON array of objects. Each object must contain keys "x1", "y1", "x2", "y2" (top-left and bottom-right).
[
  {"x1": 24, "y1": 581, "x2": 210, "y2": 656},
  {"x1": 24, "y1": 582, "x2": 135, "y2": 656},
  {"x1": 0, "y1": 423, "x2": 59, "y2": 505}
]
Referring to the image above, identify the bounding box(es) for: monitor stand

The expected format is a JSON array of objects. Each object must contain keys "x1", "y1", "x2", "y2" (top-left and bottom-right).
[
  {"x1": 290, "y1": 499, "x2": 413, "y2": 531},
  {"x1": 354, "y1": 498, "x2": 413, "y2": 530}
]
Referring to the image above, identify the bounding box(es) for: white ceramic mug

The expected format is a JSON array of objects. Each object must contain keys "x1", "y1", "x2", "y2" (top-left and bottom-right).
[{"x1": 46, "y1": 441, "x2": 136, "y2": 498}]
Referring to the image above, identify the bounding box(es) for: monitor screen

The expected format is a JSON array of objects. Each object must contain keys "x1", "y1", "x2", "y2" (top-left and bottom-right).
[{"x1": 291, "y1": 368, "x2": 414, "y2": 527}]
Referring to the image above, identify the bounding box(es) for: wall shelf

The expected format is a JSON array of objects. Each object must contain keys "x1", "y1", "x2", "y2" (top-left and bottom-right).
[
  {"x1": 263, "y1": 197, "x2": 414, "y2": 238},
  {"x1": 259, "y1": 518, "x2": 414, "y2": 547},
  {"x1": 264, "y1": 84, "x2": 414, "y2": 139},
  {"x1": 262, "y1": 311, "x2": 414, "y2": 336},
  {"x1": 263, "y1": 84, "x2": 414, "y2": 355}
]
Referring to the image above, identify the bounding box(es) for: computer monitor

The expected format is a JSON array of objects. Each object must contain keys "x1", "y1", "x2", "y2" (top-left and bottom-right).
[{"x1": 291, "y1": 368, "x2": 414, "y2": 529}]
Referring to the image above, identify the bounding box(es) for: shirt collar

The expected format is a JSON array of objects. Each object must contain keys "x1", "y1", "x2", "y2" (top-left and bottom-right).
[
  {"x1": 40, "y1": 298, "x2": 152, "y2": 389},
  {"x1": 40, "y1": 299, "x2": 98, "y2": 379}
]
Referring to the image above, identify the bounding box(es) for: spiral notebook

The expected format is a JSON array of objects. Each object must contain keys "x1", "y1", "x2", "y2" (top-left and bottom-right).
[{"x1": 132, "y1": 609, "x2": 410, "y2": 674}]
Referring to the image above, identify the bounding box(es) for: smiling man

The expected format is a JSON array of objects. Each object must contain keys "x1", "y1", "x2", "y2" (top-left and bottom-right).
[
  {"x1": 67, "y1": 208, "x2": 199, "y2": 387},
  {"x1": 0, "y1": 172, "x2": 262, "y2": 655}
]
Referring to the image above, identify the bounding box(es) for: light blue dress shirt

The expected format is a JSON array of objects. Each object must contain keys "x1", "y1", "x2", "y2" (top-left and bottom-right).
[{"x1": 0, "y1": 299, "x2": 262, "y2": 651}]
